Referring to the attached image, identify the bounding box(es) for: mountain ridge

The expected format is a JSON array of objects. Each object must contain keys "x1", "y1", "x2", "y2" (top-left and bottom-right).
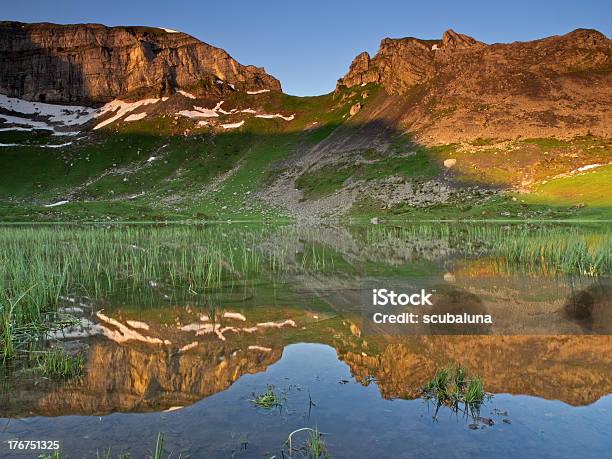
[
  {"x1": 0, "y1": 21, "x2": 281, "y2": 105},
  {"x1": 337, "y1": 28, "x2": 611, "y2": 144},
  {"x1": 0, "y1": 23, "x2": 610, "y2": 222}
]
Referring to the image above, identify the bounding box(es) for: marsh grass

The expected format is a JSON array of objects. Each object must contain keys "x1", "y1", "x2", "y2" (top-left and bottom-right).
[
  {"x1": 250, "y1": 384, "x2": 282, "y2": 408},
  {"x1": 365, "y1": 224, "x2": 610, "y2": 277},
  {"x1": 1, "y1": 223, "x2": 608, "y2": 374},
  {"x1": 38, "y1": 433, "x2": 172, "y2": 458},
  {"x1": 1, "y1": 286, "x2": 79, "y2": 363},
  {"x1": 0, "y1": 225, "x2": 343, "y2": 372},
  {"x1": 37, "y1": 348, "x2": 84, "y2": 379},
  {"x1": 422, "y1": 365, "x2": 487, "y2": 419},
  {"x1": 38, "y1": 453, "x2": 62, "y2": 459},
  {"x1": 150, "y1": 433, "x2": 165, "y2": 459},
  {"x1": 285, "y1": 427, "x2": 330, "y2": 459}
]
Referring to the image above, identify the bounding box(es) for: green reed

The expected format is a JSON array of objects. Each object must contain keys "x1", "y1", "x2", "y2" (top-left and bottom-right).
[
  {"x1": 422, "y1": 365, "x2": 486, "y2": 418},
  {"x1": 365, "y1": 224, "x2": 610, "y2": 276},
  {"x1": 37, "y1": 348, "x2": 84, "y2": 379},
  {"x1": 1, "y1": 223, "x2": 608, "y2": 365}
]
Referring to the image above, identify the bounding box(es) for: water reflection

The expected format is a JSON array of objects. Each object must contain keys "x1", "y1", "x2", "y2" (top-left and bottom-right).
[{"x1": 0, "y1": 223, "x2": 610, "y2": 457}]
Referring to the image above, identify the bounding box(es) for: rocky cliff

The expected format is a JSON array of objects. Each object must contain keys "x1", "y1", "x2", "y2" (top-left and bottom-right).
[
  {"x1": 337, "y1": 29, "x2": 612, "y2": 143},
  {"x1": 0, "y1": 21, "x2": 281, "y2": 105}
]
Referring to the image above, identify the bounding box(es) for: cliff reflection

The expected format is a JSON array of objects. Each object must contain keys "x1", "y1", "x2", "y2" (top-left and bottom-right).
[{"x1": 3, "y1": 330, "x2": 610, "y2": 417}]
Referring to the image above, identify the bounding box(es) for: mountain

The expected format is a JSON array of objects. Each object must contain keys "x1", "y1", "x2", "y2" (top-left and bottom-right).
[
  {"x1": 0, "y1": 21, "x2": 281, "y2": 105},
  {"x1": 337, "y1": 28, "x2": 612, "y2": 144},
  {"x1": 0, "y1": 24, "x2": 609, "y2": 222}
]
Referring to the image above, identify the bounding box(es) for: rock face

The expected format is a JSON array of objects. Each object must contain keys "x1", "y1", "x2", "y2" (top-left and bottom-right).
[
  {"x1": 0, "y1": 22, "x2": 281, "y2": 105},
  {"x1": 337, "y1": 29, "x2": 485, "y2": 92},
  {"x1": 349, "y1": 102, "x2": 362, "y2": 115},
  {"x1": 337, "y1": 28, "x2": 612, "y2": 142}
]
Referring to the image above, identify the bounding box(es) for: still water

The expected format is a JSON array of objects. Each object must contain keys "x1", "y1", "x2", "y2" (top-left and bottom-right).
[{"x1": 0, "y1": 223, "x2": 610, "y2": 458}]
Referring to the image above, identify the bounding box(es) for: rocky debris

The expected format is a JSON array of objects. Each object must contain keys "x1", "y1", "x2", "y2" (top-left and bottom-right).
[
  {"x1": 350, "y1": 102, "x2": 362, "y2": 116},
  {"x1": 336, "y1": 28, "x2": 612, "y2": 142},
  {"x1": 0, "y1": 22, "x2": 281, "y2": 105},
  {"x1": 356, "y1": 175, "x2": 497, "y2": 209}
]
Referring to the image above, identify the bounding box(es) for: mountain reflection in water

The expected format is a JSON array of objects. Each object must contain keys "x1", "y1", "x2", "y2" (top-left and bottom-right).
[{"x1": 0, "y1": 223, "x2": 610, "y2": 457}]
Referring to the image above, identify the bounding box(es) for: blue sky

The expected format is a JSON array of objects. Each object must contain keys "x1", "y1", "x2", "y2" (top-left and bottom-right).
[{"x1": 4, "y1": 0, "x2": 610, "y2": 96}]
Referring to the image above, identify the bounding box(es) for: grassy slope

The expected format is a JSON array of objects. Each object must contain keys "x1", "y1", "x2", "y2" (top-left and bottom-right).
[
  {"x1": 0, "y1": 91, "x2": 348, "y2": 221},
  {"x1": 351, "y1": 136, "x2": 612, "y2": 222},
  {"x1": 524, "y1": 164, "x2": 612, "y2": 207},
  {"x1": 0, "y1": 88, "x2": 610, "y2": 222}
]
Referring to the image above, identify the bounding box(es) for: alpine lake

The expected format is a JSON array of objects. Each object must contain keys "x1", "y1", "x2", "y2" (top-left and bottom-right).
[{"x1": 0, "y1": 222, "x2": 610, "y2": 458}]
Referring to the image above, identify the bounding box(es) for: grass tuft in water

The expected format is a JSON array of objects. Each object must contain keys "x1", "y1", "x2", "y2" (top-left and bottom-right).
[
  {"x1": 422, "y1": 365, "x2": 487, "y2": 418},
  {"x1": 285, "y1": 427, "x2": 330, "y2": 459},
  {"x1": 250, "y1": 384, "x2": 281, "y2": 408},
  {"x1": 37, "y1": 348, "x2": 84, "y2": 380}
]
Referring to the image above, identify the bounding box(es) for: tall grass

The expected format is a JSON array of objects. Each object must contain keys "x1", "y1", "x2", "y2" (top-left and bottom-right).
[
  {"x1": 1, "y1": 223, "x2": 608, "y2": 365},
  {"x1": 0, "y1": 224, "x2": 341, "y2": 363},
  {"x1": 422, "y1": 365, "x2": 487, "y2": 419},
  {"x1": 365, "y1": 223, "x2": 611, "y2": 276},
  {"x1": 37, "y1": 348, "x2": 84, "y2": 379}
]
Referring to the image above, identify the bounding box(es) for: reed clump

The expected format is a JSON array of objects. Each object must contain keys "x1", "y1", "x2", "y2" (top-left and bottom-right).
[{"x1": 422, "y1": 365, "x2": 486, "y2": 413}]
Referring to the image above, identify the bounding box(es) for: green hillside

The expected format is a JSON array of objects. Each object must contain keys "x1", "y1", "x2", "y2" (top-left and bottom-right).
[{"x1": 0, "y1": 87, "x2": 610, "y2": 222}]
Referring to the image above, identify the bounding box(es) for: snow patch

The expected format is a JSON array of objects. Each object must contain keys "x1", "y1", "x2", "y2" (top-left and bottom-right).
[
  {"x1": 44, "y1": 200, "x2": 69, "y2": 208},
  {"x1": 94, "y1": 98, "x2": 161, "y2": 130},
  {"x1": 124, "y1": 112, "x2": 147, "y2": 122},
  {"x1": 248, "y1": 345, "x2": 272, "y2": 352},
  {"x1": 223, "y1": 312, "x2": 247, "y2": 321},
  {"x1": 1, "y1": 142, "x2": 72, "y2": 148},
  {"x1": 0, "y1": 94, "x2": 97, "y2": 126},
  {"x1": 160, "y1": 27, "x2": 179, "y2": 33},
  {"x1": 575, "y1": 164, "x2": 601, "y2": 172},
  {"x1": 221, "y1": 120, "x2": 244, "y2": 129},
  {"x1": 177, "y1": 90, "x2": 197, "y2": 99},
  {"x1": 48, "y1": 317, "x2": 103, "y2": 339},
  {"x1": 180, "y1": 323, "x2": 208, "y2": 332},
  {"x1": 242, "y1": 319, "x2": 297, "y2": 333},
  {"x1": 255, "y1": 113, "x2": 295, "y2": 121},
  {"x1": 0, "y1": 126, "x2": 35, "y2": 132},
  {"x1": 126, "y1": 320, "x2": 150, "y2": 330},
  {"x1": 246, "y1": 89, "x2": 270, "y2": 95},
  {"x1": 96, "y1": 312, "x2": 171, "y2": 345},
  {"x1": 0, "y1": 113, "x2": 56, "y2": 131},
  {"x1": 179, "y1": 341, "x2": 199, "y2": 353},
  {"x1": 177, "y1": 103, "x2": 221, "y2": 119}
]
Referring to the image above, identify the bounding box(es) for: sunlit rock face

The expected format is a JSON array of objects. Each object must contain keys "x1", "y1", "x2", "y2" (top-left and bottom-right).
[
  {"x1": 337, "y1": 28, "x2": 612, "y2": 142},
  {"x1": 0, "y1": 22, "x2": 281, "y2": 105}
]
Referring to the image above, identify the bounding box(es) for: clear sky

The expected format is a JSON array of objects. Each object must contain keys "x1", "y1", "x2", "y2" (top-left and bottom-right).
[{"x1": 3, "y1": 0, "x2": 610, "y2": 96}]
